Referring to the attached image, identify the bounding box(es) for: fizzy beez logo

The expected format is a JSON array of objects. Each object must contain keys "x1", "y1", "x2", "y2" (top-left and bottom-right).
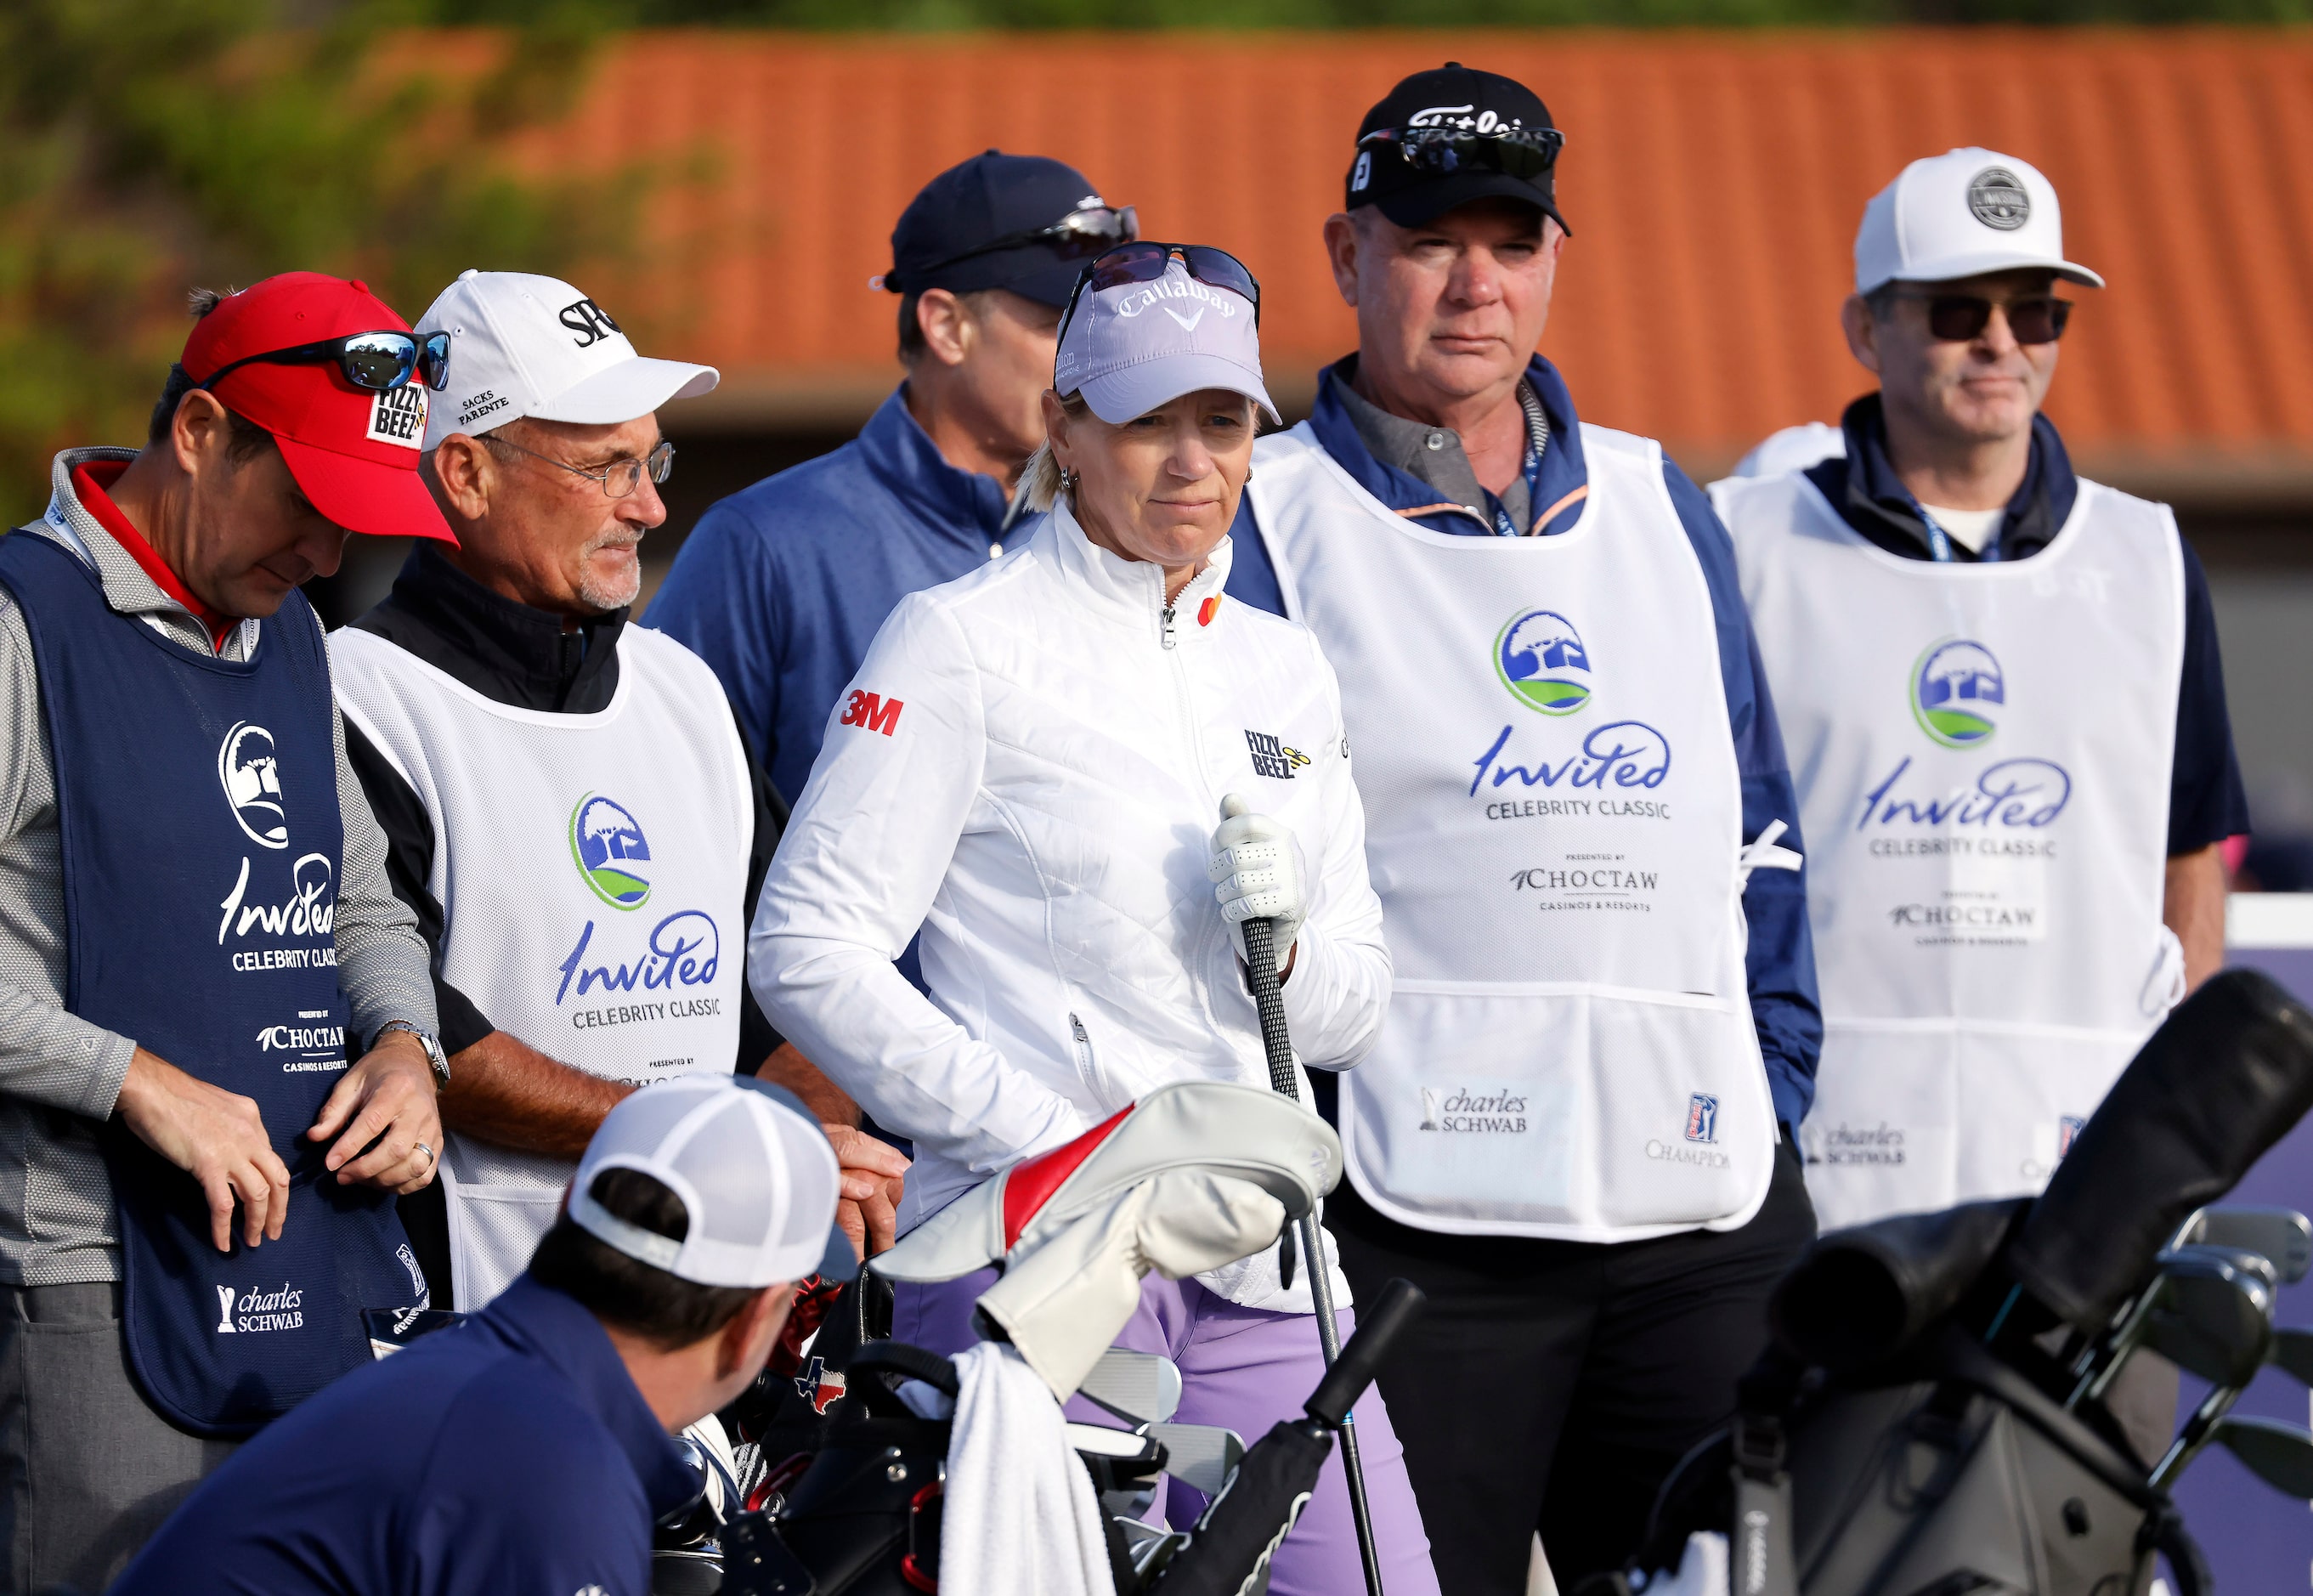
[
  {"x1": 1495, "y1": 608, "x2": 1593, "y2": 715},
  {"x1": 569, "y1": 794, "x2": 651, "y2": 910},
  {"x1": 1910, "y1": 638, "x2": 2005, "y2": 748}
]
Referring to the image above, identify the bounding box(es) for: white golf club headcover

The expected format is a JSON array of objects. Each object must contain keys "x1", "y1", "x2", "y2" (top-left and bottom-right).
[
  {"x1": 1210, "y1": 793, "x2": 1307, "y2": 973},
  {"x1": 874, "y1": 1080, "x2": 1340, "y2": 1284},
  {"x1": 975, "y1": 1169, "x2": 1287, "y2": 1401}
]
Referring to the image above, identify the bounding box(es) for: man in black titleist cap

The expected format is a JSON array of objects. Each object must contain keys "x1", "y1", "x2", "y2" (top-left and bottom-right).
[
  {"x1": 650, "y1": 150, "x2": 1133, "y2": 1127},
  {"x1": 1223, "y1": 64, "x2": 1824, "y2": 1590}
]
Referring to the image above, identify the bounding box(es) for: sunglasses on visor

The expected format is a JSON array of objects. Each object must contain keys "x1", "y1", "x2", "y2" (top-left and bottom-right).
[
  {"x1": 1359, "y1": 123, "x2": 1567, "y2": 182},
  {"x1": 903, "y1": 205, "x2": 1141, "y2": 283},
  {"x1": 1891, "y1": 291, "x2": 2073, "y2": 346},
  {"x1": 1057, "y1": 242, "x2": 1263, "y2": 348},
  {"x1": 198, "y1": 330, "x2": 453, "y2": 395}
]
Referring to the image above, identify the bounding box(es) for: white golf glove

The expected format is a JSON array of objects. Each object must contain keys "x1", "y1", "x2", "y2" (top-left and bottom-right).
[{"x1": 1208, "y1": 793, "x2": 1307, "y2": 974}]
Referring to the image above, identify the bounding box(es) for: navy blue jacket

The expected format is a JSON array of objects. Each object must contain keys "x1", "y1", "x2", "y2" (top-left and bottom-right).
[
  {"x1": 648, "y1": 386, "x2": 1025, "y2": 804},
  {"x1": 1231, "y1": 358, "x2": 1825, "y2": 1134},
  {"x1": 113, "y1": 1275, "x2": 696, "y2": 1596}
]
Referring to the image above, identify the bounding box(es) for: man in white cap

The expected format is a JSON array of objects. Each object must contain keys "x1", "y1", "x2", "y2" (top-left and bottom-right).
[
  {"x1": 1711, "y1": 150, "x2": 2246, "y2": 1250},
  {"x1": 115, "y1": 1074, "x2": 849, "y2": 1596},
  {"x1": 332, "y1": 271, "x2": 908, "y2": 1312}
]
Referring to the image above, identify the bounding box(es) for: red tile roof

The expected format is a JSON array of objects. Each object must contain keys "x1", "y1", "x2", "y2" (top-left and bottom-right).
[{"x1": 498, "y1": 28, "x2": 2313, "y2": 494}]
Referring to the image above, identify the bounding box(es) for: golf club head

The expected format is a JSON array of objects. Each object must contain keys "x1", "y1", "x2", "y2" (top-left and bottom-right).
[
  {"x1": 1078, "y1": 1347, "x2": 1183, "y2": 1425},
  {"x1": 2211, "y1": 1415, "x2": 2313, "y2": 1497},
  {"x1": 1148, "y1": 1422, "x2": 1247, "y2": 1497},
  {"x1": 2272, "y1": 1326, "x2": 2313, "y2": 1388},
  {"x1": 2167, "y1": 1242, "x2": 2279, "y2": 1290},
  {"x1": 2137, "y1": 1249, "x2": 2275, "y2": 1388},
  {"x1": 2172, "y1": 1206, "x2": 2313, "y2": 1284}
]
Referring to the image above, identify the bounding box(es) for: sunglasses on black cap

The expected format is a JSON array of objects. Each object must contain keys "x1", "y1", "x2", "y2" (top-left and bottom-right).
[
  {"x1": 1359, "y1": 123, "x2": 1566, "y2": 183},
  {"x1": 199, "y1": 330, "x2": 452, "y2": 395},
  {"x1": 891, "y1": 204, "x2": 1140, "y2": 291},
  {"x1": 1888, "y1": 291, "x2": 2073, "y2": 346},
  {"x1": 1055, "y1": 242, "x2": 1263, "y2": 348}
]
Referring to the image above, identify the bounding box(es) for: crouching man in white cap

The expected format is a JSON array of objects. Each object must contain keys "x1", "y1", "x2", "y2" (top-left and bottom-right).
[
  {"x1": 113, "y1": 1075, "x2": 849, "y2": 1596},
  {"x1": 1710, "y1": 150, "x2": 2247, "y2": 1242},
  {"x1": 331, "y1": 271, "x2": 908, "y2": 1310}
]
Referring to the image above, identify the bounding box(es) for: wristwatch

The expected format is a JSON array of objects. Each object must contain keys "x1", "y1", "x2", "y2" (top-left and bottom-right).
[{"x1": 377, "y1": 1021, "x2": 450, "y2": 1088}]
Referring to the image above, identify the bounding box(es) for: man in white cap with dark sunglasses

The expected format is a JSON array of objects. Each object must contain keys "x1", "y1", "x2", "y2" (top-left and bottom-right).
[
  {"x1": 1711, "y1": 151, "x2": 2246, "y2": 1238},
  {"x1": 116, "y1": 1073, "x2": 848, "y2": 1596},
  {"x1": 332, "y1": 271, "x2": 909, "y2": 1313}
]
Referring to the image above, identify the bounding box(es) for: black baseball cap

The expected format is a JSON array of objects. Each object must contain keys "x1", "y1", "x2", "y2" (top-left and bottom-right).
[
  {"x1": 1347, "y1": 64, "x2": 1570, "y2": 236},
  {"x1": 883, "y1": 150, "x2": 1128, "y2": 308}
]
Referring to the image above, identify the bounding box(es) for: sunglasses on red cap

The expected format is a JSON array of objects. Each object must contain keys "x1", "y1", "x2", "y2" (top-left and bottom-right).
[{"x1": 198, "y1": 330, "x2": 452, "y2": 397}]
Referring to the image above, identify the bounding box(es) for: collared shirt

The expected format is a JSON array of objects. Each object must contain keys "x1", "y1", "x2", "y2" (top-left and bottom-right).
[
  {"x1": 646, "y1": 384, "x2": 1025, "y2": 804},
  {"x1": 340, "y1": 541, "x2": 786, "y2": 1061},
  {"x1": 112, "y1": 1273, "x2": 697, "y2": 1596},
  {"x1": 1332, "y1": 365, "x2": 1544, "y2": 535},
  {"x1": 1805, "y1": 394, "x2": 2249, "y2": 857},
  {"x1": 1229, "y1": 357, "x2": 1825, "y2": 1134},
  {"x1": 0, "y1": 448, "x2": 434, "y2": 1287}
]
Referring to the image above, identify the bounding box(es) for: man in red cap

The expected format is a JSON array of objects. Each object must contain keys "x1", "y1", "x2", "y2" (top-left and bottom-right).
[{"x1": 0, "y1": 272, "x2": 455, "y2": 1592}]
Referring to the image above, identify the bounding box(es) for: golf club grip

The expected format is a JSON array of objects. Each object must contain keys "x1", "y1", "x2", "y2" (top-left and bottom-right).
[
  {"x1": 1306, "y1": 1278, "x2": 1426, "y2": 1429},
  {"x1": 1241, "y1": 917, "x2": 1299, "y2": 1100}
]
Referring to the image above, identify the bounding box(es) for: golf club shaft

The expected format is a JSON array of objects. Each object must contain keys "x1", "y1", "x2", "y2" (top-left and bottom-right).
[
  {"x1": 1243, "y1": 914, "x2": 1388, "y2": 1596},
  {"x1": 2151, "y1": 1381, "x2": 2248, "y2": 1490}
]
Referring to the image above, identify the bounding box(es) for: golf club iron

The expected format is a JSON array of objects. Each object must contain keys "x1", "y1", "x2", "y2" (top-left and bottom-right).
[
  {"x1": 1239, "y1": 893, "x2": 1388, "y2": 1596},
  {"x1": 2208, "y1": 1415, "x2": 2313, "y2": 1497},
  {"x1": 1081, "y1": 1348, "x2": 1185, "y2": 1426},
  {"x1": 2070, "y1": 1245, "x2": 2276, "y2": 1409},
  {"x1": 2170, "y1": 1206, "x2": 2313, "y2": 1284}
]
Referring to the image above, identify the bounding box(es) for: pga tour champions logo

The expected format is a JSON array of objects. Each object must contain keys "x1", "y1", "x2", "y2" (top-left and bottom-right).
[
  {"x1": 1495, "y1": 608, "x2": 1593, "y2": 716},
  {"x1": 218, "y1": 722, "x2": 288, "y2": 848},
  {"x1": 569, "y1": 794, "x2": 652, "y2": 910},
  {"x1": 1909, "y1": 639, "x2": 2005, "y2": 749}
]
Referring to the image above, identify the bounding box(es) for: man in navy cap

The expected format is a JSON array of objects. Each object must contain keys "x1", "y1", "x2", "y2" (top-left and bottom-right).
[
  {"x1": 648, "y1": 150, "x2": 1131, "y2": 1125},
  {"x1": 1229, "y1": 65, "x2": 1822, "y2": 1591}
]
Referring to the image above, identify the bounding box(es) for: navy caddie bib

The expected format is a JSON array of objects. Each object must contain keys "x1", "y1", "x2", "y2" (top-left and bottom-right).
[{"x1": 0, "y1": 529, "x2": 425, "y2": 1436}]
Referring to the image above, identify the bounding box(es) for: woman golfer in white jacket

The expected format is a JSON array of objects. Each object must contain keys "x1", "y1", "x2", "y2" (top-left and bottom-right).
[{"x1": 749, "y1": 244, "x2": 1438, "y2": 1593}]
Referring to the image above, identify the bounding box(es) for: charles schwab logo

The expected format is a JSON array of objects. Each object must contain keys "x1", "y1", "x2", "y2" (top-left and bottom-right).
[
  {"x1": 1910, "y1": 638, "x2": 2005, "y2": 749},
  {"x1": 1495, "y1": 608, "x2": 1592, "y2": 716},
  {"x1": 569, "y1": 793, "x2": 652, "y2": 910},
  {"x1": 1418, "y1": 1086, "x2": 1528, "y2": 1134},
  {"x1": 214, "y1": 1281, "x2": 304, "y2": 1334},
  {"x1": 218, "y1": 722, "x2": 289, "y2": 849}
]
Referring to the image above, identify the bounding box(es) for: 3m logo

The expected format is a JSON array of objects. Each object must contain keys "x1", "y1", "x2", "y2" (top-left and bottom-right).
[{"x1": 840, "y1": 690, "x2": 903, "y2": 736}]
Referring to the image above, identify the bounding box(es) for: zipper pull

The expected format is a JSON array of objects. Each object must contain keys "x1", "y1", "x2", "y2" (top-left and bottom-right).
[
  {"x1": 1161, "y1": 607, "x2": 1178, "y2": 650},
  {"x1": 1070, "y1": 1013, "x2": 1089, "y2": 1044}
]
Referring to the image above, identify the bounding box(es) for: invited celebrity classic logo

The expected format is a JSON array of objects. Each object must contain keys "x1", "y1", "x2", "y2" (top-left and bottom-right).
[
  {"x1": 568, "y1": 794, "x2": 653, "y2": 910},
  {"x1": 218, "y1": 722, "x2": 289, "y2": 848},
  {"x1": 1494, "y1": 608, "x2": 1593, "y2": 716},
  {"x1": 1909, "y1": 638, "x2": 2005, "y2": 749}
]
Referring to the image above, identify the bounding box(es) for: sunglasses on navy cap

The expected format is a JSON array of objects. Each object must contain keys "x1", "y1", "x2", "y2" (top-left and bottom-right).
[
  {"x1": 897, "y1": 203, "x2": 1141, "y2": 286},
  {"x1": 1358, "y1": 123, "x2": 1566, "y2": 183},
  {"x1": 198, "y1": 330, "x2": 453, "y2": 396},
  {"x1": 1056, "y1": 242, "x2": 1263, "y2": 348}
]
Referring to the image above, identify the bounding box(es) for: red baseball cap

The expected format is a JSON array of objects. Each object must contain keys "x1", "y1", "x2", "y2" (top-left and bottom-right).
[{"x1": 182, "y1": 273, "x2": 455, "y2": 544}]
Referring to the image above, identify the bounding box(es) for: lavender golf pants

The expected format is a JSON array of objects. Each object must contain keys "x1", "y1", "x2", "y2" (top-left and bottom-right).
[{"x1": 893, "y1": 1267, "x2": 1441, "y2": 1596}]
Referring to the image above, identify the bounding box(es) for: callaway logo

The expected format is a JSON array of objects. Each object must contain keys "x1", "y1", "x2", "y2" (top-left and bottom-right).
[
  {"x1": 1111, "y1": 275, "x2": 1241, "y2": 323},
  {"x1": 559, "y1": 296, "x2": 622, "y2": 348},
  {"x1": 365, "y1": 384, "x2": 426, "y2": 450}
]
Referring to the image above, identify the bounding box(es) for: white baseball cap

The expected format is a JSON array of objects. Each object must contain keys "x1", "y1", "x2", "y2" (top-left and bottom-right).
[
  {"x1": 569, "y1": 1076, "x2": 849, "y2": 1288},
  {"x1": 414, "y1": 269, "x2": 720, "y2": 451},
  {"x1": 1054, "y1": 252, "x2": 1278, "y2": 426},
  {"x1": 1854, "y1": 149, "x2": 2104, "y2": 295}
]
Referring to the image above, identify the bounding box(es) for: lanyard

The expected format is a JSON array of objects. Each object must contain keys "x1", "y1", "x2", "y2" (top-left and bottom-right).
[
  {"x1": 1909, "y1": 495, "x2": 2003, "y2": 565},
  {"x1": 1490, "y1": 382, "x2": 1551, "y2": 538}
]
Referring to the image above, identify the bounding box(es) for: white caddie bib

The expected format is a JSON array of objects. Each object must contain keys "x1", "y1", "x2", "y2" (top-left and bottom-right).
[
  {"x1": 1715, "y1": 470, "x2": 2185, "y2": 1231},
  {"x1": 331, "y1": 625, "x2": 753, "y2": 1306},
  {"x1": 1252, "y1": 422, "x2": 1775, "y2": 1242}
]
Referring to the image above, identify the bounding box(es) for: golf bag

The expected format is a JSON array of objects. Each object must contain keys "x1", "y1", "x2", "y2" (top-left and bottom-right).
[{"x1": 1577, "y1": 966, "x2": 2313, "y2": 1596}]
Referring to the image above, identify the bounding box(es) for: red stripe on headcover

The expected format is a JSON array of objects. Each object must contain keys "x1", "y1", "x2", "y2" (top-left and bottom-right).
[{"x1": 1002, "y1": 1104, "x2": 1134, "y2": 1249}]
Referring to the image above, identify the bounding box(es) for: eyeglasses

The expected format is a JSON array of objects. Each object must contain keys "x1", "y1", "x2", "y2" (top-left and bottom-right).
[
  {"x1": 1056, "y1": 242, "x2": 1263, "y2": 349},
  {"x1": 1892, "y1": 292, "x2": 2073, "y2": 346},
  {"x1": 487, "y1": 435, "x2": 676, "y2": 499},
  {"x1": 199, "y1": 330, "x2": 453, "y2": 395},
  {"x1": 1358, "y1": 124, "x2": 1567, "y2": 183},
  {"x1": 898, "y1": 205, "x2": 1141, "y2": 286}
]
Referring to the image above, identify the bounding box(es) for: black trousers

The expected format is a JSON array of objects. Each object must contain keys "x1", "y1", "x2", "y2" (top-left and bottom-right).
[{"x1": 1331, "y1": 1138, "x2": 1817, "y2": 1593}]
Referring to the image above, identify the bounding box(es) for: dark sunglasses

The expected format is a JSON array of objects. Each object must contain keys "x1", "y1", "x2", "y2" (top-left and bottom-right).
[
  {"x1": 901, "y1": 205, "x2": 1141, "y2": 285},
  {"x1": 1359, "y1": 123, "x2": 1567, "y2": 182},
  {"x1": 199, "y1": 330, "x2": 453, "y2": 395},
  {"x1": 1892, "y1": 292, "x2": 2073, "y2": 346},
  {"x1": 1057, "y1": 242, "x2": 1262, "y2": 348}
]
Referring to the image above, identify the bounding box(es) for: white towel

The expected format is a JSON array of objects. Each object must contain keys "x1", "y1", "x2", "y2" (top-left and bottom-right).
[{"x1": 941, "y1": 1341, "x2": 1117, "y2": 1596}]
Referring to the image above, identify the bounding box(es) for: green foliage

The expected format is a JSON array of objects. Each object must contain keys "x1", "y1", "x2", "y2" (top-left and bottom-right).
[
  {"x1": 0, "y1": 1, "x2": 616, "y2": 521},
  {"x1": 434, "y1": 0, "x2": 2309, "y2": 24}
]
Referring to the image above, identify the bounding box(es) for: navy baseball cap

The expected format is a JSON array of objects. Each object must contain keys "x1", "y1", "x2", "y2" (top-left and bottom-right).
[
  {"x1": 1347, "y1": 64, "x2": 1570, "y2": 236},
  {"x1": 882, "y1": 150, "x2": 1134, "y2": 308}
]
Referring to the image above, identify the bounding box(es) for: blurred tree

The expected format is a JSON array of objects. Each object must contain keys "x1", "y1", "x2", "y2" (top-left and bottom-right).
[
  {"x1": 438, "y1": 0, "x2": 2309, "y2": 22},
  {"x1": 0, "y1": 0, "x2": 619, "y2": 521}
]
